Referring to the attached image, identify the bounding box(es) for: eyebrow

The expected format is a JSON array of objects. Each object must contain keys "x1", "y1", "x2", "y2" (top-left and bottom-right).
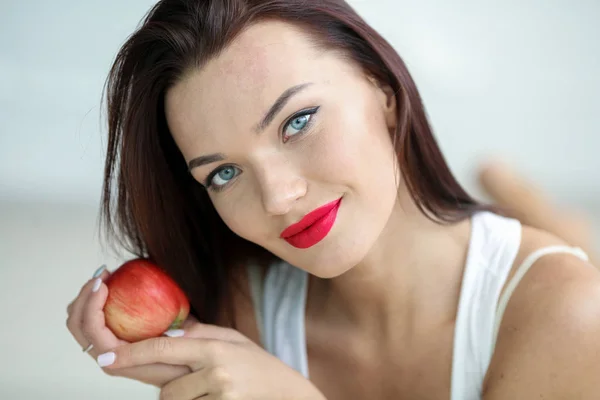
[
  {"x1": 187, "y1": 153, "x2": 225, "y2": 171},
  {"x1": 187, "y1": 82, "x2": 313, "y2": 172},
  {"x1": 253, "y1": 82, "x2": 313, "y2": 134}
]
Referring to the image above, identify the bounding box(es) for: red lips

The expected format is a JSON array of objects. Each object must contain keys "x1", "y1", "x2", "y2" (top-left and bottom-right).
[{"x1": 280, "y1": 197, "x2": 342, "y2": 249}]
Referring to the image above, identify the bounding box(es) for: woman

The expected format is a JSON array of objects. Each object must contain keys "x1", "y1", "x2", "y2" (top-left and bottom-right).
[{"x1": 66, "y1": 1, "x2": 599, "y2": 399}]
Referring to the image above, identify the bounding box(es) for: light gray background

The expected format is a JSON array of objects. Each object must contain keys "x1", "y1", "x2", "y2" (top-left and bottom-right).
[{"x1": 1, "y1": 1, "x2": 598, "y2": 398}]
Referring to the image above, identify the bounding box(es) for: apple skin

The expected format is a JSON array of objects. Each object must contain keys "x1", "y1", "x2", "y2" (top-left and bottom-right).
[{"x1": 103, "y1": 258, "x2": 190, "y2": 342}]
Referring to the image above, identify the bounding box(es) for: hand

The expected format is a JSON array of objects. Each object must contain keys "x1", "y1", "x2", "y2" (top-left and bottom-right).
[
  {"x1": 95, "y1": 322, "x2": 326, "y2": 400},
  {"x1": 477, "y1": 159, "x2": 597, "y2": 266},
  {"x1": 65, "y1": 265, "x2": 191, "y2": 387}
]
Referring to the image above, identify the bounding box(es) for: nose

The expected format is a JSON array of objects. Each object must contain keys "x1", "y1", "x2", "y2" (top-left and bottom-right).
[{"x1": 256, "y1": 158, "x2": 307, "y2": 216}]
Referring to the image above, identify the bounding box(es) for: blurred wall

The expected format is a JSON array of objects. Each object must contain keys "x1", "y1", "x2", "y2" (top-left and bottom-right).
[{"x1": 1, "y1": 1, "x2": 598, "y2": 398}]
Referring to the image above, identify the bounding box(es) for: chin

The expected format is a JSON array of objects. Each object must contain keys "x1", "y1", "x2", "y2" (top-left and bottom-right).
[
  {"x1": 300, "y1": 261, "x2": 352, "y2": 279},
  {"x1": 290, "y1": 240, "x2": 371, "y2": 279},
  {"x1": 266, "y1": 215, "x2": 383, "y2": 277},
  {"x1": 310, "y1": 265, "x2": 355, "y2": 279}
]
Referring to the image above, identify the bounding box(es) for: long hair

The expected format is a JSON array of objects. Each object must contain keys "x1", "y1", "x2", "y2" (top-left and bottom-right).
[{"x1": 100, "y1": 0, "x2": 488, "y2": 327}]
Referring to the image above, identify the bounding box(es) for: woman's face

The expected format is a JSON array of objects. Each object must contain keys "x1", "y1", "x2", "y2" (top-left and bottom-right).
[{"x1": 166, "y1": 20, "x2": 401, "y2": 278}]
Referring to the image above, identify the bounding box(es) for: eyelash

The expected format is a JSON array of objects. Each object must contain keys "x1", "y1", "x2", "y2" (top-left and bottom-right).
[
  {"x1": 282, "y1": 106, "x2": 319, "y2": 143},
  {"x1": 204, "y1": 106, "x2": 320, "y2": 192}
]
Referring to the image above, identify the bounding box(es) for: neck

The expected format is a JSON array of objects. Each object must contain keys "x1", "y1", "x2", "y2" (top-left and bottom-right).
[{"x1": 307, "y1": 197, "x2": 473, "y2": 336}]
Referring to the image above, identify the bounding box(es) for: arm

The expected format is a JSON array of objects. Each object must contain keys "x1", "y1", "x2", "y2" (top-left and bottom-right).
[{"x1": 478, "y1": 159, "x2": 598, "y2": 267}]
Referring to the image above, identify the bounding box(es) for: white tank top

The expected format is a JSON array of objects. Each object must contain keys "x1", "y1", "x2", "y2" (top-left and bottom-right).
[{"x1": 247, "y1": 211, "x2": 589, "y2": 399}]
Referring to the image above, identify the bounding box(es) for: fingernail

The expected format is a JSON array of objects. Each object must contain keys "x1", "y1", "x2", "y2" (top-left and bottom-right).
[
  {"x1": 164, "y1": 329, "x2": 185, "y2": 337},
  {"x1": 92, "y1": 265, "x2": 106, "y2": 278},
  {"x1": 97, "y1": 352, "x2": 115, "y2": 367},
  {"x1": 92, "y1": 278, "x2": 102, "y2": 293}
]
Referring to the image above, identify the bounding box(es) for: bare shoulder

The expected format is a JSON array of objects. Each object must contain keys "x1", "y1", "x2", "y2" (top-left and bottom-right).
[{"x1": 484, "y1": 225, "x2": 600, "y2": 399}]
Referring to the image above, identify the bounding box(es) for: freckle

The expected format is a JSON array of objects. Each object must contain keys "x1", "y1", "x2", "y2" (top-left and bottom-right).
[{"x1": 500, "y1": 373, "x2": 504, "y2": 379}]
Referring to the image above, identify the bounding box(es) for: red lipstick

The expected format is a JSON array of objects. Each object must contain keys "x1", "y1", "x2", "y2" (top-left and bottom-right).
[{"x1": 280, "y1": 197, "x2": 342, "y2": 249}]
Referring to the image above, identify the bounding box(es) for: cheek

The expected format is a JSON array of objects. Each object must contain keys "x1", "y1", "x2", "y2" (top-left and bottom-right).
[
  {"x1": 210, "y1": 195, "x2": 260, "y2": 242},
  {"x1": 211, "y1": 187, "x2": 278, "y2": 248},
  {"x1": 313, "y1": 102, "x2": 397, "y2": 191}
]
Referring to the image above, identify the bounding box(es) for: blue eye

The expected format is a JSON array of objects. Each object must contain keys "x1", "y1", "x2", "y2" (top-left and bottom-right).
[
  {"x1": 208, "y1": 165, "x2": 240, "y2": 190},
  {"x1": 283, "y1": 107, "x2": 319, "y2": 142},
  {"x1": 286, "y1": 115, "x2": 310, "y2": 135}
]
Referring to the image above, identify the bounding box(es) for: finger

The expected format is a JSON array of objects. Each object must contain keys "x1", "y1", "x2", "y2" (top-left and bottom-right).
[
  {"x1": 66, "y1": 265, "x2": 110, "y2": 319},
  {"x1": 180, "y1": 314, "x2": 200, "y2": 329},
  {"x1": 176, "y1": 320, "x2": 247, "y2": 343},
  {"x1": 97, "y1": 336, "x2": 224, "y2": 370},
  {"x1": 108, "y1": 363, "x2": 192, "y2": 388},
  {"x1": 66, "y1": 277, "x2": 101, "y2": 344},
  {"x1": 66, "y1": 266, "x2": 111, "y2": 352},
  {"x1": 81, "y1": 277, "x2": 124, "y2": 356},
  {"x1": 160, "y1": 368, "x2": 212, "y2": 400},
  {"x1": 68, "y1": 267, "x2": 111, "y2": 327},
  {"x1": 66, "y1": 276, "x2": 95, "y2": 318}
]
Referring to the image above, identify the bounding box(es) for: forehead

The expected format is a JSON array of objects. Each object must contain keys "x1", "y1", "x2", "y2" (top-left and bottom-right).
[
  {"x1": 167, "y1": 21, "x2": 318, "y2": 121},
  {"x1": 164, "y1": 20, "x2": 359, "y2": 151},
  {"x1": 208, "y1": 21, "x2": 319, "y2": 92}
]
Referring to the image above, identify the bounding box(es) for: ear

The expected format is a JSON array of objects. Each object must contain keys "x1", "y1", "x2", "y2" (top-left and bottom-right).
[{"x1": 367, "y1": 75, "x2": 397, "y2": 131}]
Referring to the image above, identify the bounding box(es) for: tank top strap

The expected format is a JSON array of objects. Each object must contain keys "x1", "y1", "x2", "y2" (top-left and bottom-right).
[
  {"x1": 247, "y1": 260, "x2": 309, "y2": 377},
  {"x1": 491, "y1": 245, "x2": 589, "y2": 349},
  {"x1": 451, "y1": 211, "x2": 523, "y2": 399}
]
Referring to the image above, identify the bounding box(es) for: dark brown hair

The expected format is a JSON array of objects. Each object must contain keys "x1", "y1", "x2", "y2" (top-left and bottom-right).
[{"x1": 100, "y1": 0, "x2": 488, "y2": 327}]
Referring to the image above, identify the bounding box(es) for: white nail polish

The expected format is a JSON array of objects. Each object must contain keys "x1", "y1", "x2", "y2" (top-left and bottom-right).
[
  {"x1": 92, "y1": 278, "x2": 102, "y2": 292},
  {"x1": 164, "y1": 329, "x2": 185, "y2": 337},
  {"x1": 92, "y1": 264, "x2": 106, "y2": 278},
  {"x1": 97, "y1": 352, "x2": 115, "y2": 367}
]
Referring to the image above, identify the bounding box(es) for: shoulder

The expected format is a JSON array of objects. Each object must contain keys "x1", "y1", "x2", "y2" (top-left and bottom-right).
[{"x1": 483, "y1": 225, "x2": 600, "y2": 399}]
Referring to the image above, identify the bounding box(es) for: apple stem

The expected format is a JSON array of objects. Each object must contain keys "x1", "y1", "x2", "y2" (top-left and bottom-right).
[{"x1": 169, "y1": 319, "x2": 183, "y2": 330}]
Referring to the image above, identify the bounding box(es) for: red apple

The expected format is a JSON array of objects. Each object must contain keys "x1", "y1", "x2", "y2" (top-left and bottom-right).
[{"x1": 103, "y1": 258, "x2": 190, "y2": 342}]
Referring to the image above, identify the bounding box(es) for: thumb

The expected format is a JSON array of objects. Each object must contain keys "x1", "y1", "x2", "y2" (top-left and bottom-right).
[
  {"x1": 164, "y1": 316, "x2": 248, "y2": 343},
  {"x1": 180, "y1": 314, "x2": 200, "y2": 329}
]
